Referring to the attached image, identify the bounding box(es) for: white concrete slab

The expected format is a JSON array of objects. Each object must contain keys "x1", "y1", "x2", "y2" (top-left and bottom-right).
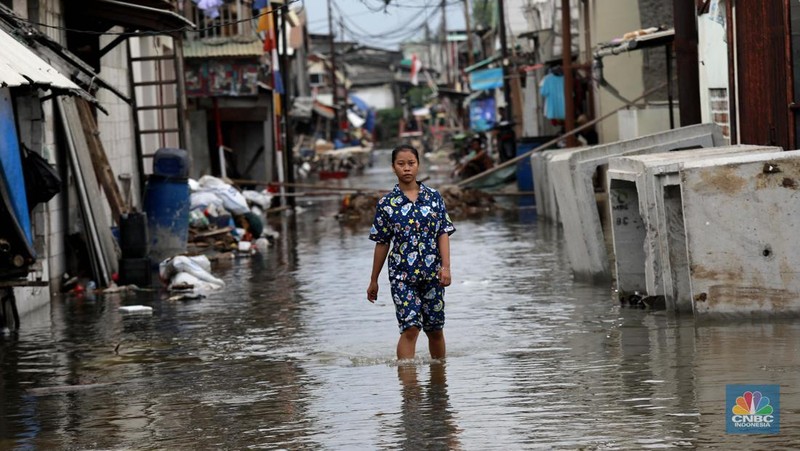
[
  {"x1": 679, "y1": 150, "x2": 800, "y2": 316},
  {"x1": 549, "y1": 123, "x2": 724, "y2": 281},
  {"x1": 531, "y1": 149, "x2": 561, "y2": 223},
  {"x1": 606, "y1": 145, "x2": 779, "y2": 309}
]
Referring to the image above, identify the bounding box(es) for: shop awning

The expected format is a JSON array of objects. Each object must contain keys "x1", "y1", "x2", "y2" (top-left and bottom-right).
[
  {"x1": 184, "y1": 39, "x2": 264, "y2": 59},
  {"x1": 84, "y1": 0, "x2": 194, "y2": 32},
  {"x1": 593, "y1": 28, "x2": 675, "y2": 59},
  {"x1": 464, "y1": 55, "x2": 501, "y2": 74},
  {"x1": 0, "y1": 28, "x2": 91, "y2": 99}
]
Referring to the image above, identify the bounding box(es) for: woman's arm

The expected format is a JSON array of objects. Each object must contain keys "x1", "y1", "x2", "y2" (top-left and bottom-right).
[
  {"x1": 367, "y1": 243, "x2": 390, "y2": 302},
  {"x1": 437, "y1": 233, "x2": 451, "y2": 287}
]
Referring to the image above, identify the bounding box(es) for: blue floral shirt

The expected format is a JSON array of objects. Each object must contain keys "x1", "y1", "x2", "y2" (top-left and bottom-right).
[{"x1": 369, "y1": 183, "x2": 456, "y2": 282}]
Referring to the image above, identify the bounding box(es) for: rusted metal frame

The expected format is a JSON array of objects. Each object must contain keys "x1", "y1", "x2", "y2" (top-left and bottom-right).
[
  {"x1": 726, "y1": 0, "x2": 738, "y2": 143},
  {"x1": 673, "y1": 0, "x2": 702, "y2": 126},
  {"x1": 784, "y1": 0, "x2": 795, "y2": 149}
]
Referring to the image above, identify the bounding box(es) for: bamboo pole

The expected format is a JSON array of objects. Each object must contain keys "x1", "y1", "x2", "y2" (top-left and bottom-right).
[{"x1": 456, "y1": 82, "x2": 669, "y2": 188}]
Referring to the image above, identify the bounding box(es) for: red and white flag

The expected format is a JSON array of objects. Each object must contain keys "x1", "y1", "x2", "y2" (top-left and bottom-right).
[{"x1": 410, "y1": 54, "x2": 422, "y2": 86}]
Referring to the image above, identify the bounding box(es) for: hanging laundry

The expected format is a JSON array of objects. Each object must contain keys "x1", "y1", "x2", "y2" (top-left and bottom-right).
[
  {"x1": 194, "y1": 0, "x2": 223, "y2": 19},
  {"x1": 540, "y1": 72, "x2": 565, "y2": 120}
]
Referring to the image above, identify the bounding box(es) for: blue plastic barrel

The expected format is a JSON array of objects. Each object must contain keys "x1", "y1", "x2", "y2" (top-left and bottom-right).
[
  {"x1": 143, "y1": 176, "x2": 190, "y2": 263},
  {"x1": 516, "y1": 136, "x2": 556, "y2": 192},
  {"x1": 153, "y1": 148, "x2": 190, "y2": 178}
]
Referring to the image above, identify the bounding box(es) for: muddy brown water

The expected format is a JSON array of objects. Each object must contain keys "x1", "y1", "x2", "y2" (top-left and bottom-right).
[{"x1": 1, "y1": 150, "x2": 799, "y2": 449}]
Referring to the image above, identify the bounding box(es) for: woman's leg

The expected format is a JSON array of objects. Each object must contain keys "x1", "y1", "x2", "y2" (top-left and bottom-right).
[
  {"x1": 425, "y1": 329, "x2": 445, "y2": 359},
  {"x1": 397, "y1": 326, "x2": 420, "y2": 359}
]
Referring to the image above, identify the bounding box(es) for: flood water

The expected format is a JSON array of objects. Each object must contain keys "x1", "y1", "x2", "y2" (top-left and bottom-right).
[{"x1": 2, "y1": 150, "x2": 799, "y2": 449}]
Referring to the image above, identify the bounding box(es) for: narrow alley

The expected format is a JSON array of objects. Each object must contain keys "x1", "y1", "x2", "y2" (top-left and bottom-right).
[{"x1": 2, "y1": 150, "x2": 798, "y2": 449}]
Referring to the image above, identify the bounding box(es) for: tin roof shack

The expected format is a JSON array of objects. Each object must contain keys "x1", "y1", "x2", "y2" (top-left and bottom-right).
[
  {"x1": 183, "y1": 1, "x2": 278, "y2": 183},
  {"x1": 677, "y1": 150, "x2": 800, "y2": 317},
  {"x1": 548, "y1": 123, "x2": 724, "y2": 281},
  {"x1": 605, "y1": 145, "x2": 778, "y2": 311},
  {"x1": 0, "y1": 1, "x2": 196, "y2": 322}
]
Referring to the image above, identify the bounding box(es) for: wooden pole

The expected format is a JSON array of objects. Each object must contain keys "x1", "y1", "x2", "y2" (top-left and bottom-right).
[
  {"x1": 327, "y1": 0, "x2": 339, "y2": 126},
  {"x1": 76, "y1": 99, "x2": 127, "y2": 225},
  {"x1": 497, "y1": 0, "x2": 512, "y2": 113},
  {"x1": 562, "y1": 0, "x2": 576, "y2": 147},
  {"x1": 464, "y1": 0, "x2": 474, "y2": 67},
  {"x1": 457, "y1": 82, "x2": 668, "y2": 188}
]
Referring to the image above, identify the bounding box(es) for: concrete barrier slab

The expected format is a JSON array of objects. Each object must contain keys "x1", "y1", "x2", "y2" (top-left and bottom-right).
[
  {"x1": 679, "y1": 150, "x2": 800, "y2": 316},
  {"x1": 549, "y1": 123, "x2": 724, "y2": 281},
  {"x1": 606, "y1": 145, "x2": 779, "y2": 310},
  {"x1": 531, "y1": 149, "x2": 561, "y2": 223}
]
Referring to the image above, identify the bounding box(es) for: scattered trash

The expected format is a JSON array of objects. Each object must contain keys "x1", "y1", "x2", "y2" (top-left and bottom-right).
[
  {"x1": 119, "y1": 305, "x2": 153, "y2": 315},
  {"x1": 167, "y1": 293, "x2": 206, "y2": 302},
  {"x1": 337, "y1": 185, "x2": 499, "y2": 223},
  {"x1": 159, "y1": 255, "x2": 225, "y2": 293}
]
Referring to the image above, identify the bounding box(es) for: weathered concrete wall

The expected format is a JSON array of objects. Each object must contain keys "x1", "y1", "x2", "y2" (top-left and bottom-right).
[
  {"x1": 591, "y1": 0, "x2": 644, "y2": 143},
  {"x1": 98, "y1": 28, "x2": 138, "y2": 210},
  {"x1": 549, "y1": 123, "x2": 723, "y2": 281},
  {"x1": 680, "y1": 150, "x2": 800, "y2": 316}
]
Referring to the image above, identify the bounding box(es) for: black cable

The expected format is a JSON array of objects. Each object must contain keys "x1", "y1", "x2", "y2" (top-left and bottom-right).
[{"x1": 14, "y1": 0, "x2": 300, "y2": 37}]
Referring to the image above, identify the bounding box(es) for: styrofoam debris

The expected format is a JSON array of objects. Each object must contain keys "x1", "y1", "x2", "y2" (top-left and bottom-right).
[{"x1": 119, "y1": 305, "x2": 153, "y2": 315}]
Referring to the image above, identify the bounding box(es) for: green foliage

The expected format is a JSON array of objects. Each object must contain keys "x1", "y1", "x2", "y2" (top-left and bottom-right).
[
  {"x1": 473, "y1": 0, "x2": 495, "y2": 29},
  {"x1": 406, "y1": 86, "x2": 433, "y2": 108},
  {"x1": 376, "y1": 107, "x2": 404, "y2": 141}
]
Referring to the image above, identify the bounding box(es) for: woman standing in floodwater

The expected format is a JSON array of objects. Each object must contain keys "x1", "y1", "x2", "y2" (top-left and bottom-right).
[{"x1": 366, "y1": 144, "x2": 456, "y2": 360}]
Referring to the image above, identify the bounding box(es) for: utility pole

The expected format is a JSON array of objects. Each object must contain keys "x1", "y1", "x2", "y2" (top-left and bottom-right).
[
  {"x1": 327, "y1": 0, "x2": 339, "y2": 128},
  {"x1": 464, "y1": 0, "x2": 474, "y2": 67},
  {"x1": 281, "y1": 5, "x2": 295, "y2": 206},
  {"x1": 497, "y1": 0, "x2": 511, "y2": 117},
  {"x1": 339, "y1": 17, "x2": 349, "y2": 120},
  {"x1": 561, "y1": 0, "x2": 576, "y2": 147},
  {"x1": 442, "y1": 0, "x2": 451, "y2": 87}
]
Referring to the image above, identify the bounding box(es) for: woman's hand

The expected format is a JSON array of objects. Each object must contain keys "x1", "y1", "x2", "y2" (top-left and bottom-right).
[
  {"x1": 438, "y1": 267, "x2": 451, "y2": 287},
  {"x1": 367, "y1": 281, "x2": 379, "y2": 303}
]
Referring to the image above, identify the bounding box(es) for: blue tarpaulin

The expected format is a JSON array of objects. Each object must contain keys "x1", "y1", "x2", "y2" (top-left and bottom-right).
[
  {"x1": 348, "y1": 94, "x2": 375, "y2": 133},
  {"x1": 0, "y1": 88, "x2": 32, "y2": 248}
]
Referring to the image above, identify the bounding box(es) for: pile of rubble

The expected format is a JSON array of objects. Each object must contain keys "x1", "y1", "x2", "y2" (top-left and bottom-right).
[{"x1": 338, "y1": 185, "x2": 499, "y2": 223}]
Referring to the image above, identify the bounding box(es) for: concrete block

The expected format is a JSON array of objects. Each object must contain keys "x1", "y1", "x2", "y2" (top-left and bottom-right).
[
  {"x1": 531, "y1": 149, "x2": 561, "y2": 223},
  {"x1": 606, "y1": 145, "x2": 779, "y2": 309},
  {"x1": 679, "y1": 150, "x2": 800, "y2": 316},
  {"x1": 549, "y1": 123, "x2": 725, "y2": 281}
]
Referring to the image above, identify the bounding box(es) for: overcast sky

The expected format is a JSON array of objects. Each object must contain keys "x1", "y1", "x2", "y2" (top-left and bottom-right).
[{"x1": 303, "y1": 0, "x2": 467, "y2": 50}]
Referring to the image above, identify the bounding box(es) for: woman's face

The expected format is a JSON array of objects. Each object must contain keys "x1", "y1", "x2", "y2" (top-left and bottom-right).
[{"x1": 392, "y1": 150, "x2": 419, "y2": 184}]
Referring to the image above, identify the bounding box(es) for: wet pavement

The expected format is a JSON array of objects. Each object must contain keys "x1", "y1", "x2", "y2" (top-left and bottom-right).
[{"x1": 2, "y1": 149, "x2": 800, "y2": 449}]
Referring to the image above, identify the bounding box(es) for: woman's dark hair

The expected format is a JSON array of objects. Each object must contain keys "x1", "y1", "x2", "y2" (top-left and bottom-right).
[{"x1": 391, "y1": 144, "x2": 420, "y2": 163}]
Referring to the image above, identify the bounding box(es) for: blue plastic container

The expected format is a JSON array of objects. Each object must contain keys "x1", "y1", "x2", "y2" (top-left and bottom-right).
[
  {"x1": 143, "y1": 176, "x2": 190, "y2": 262},
  {"x1": 516, "y1": 136, "x2": 556, "y2": 193}
]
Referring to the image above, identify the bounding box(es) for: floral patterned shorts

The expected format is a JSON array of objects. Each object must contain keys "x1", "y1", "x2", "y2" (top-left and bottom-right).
[{"x1": 390, "y1": 277, "x2": 445, "y2": 333}]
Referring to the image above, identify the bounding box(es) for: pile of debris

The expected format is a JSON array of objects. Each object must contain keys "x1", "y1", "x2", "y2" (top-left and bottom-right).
[
  {"x1": 187, "y1": 175, "x2": 275, "y2": 254},
  {"x1": 338, "y1": 185, "x2": 499, "y2": 223}
]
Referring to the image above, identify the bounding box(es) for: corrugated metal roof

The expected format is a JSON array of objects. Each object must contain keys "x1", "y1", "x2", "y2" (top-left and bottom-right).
[
  {"x1": 0, "y1": 28, "x2": 81, "y2": 91},
  {"x1": 184, "y1": 40, "x2": 264, "y2": 59}
]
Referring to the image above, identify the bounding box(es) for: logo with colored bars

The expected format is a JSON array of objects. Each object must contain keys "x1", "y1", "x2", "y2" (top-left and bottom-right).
[{"x1": 726, "y1": 385, "x2": 780, "y2": 434}]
